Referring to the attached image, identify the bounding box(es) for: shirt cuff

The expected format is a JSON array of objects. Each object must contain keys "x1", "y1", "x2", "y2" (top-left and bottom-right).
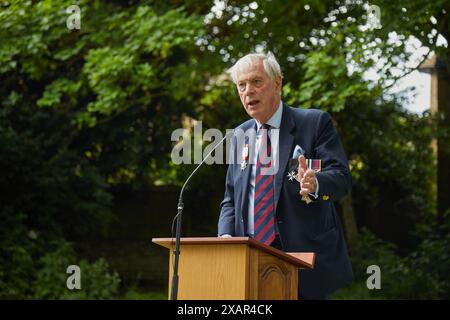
[
  {"x1": 309, "y1": 177, "x2": 320, "y2": 199},
  {"x1": 219, "y1": 234, "x2": 232, "y2": 238}
]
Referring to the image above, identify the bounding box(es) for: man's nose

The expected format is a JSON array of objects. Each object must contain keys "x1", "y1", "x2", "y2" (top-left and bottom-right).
[{"x1": 243, "y1": 82, "x2": 256, "y2": 95}]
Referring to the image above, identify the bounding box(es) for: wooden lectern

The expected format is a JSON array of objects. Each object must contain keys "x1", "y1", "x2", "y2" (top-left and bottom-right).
[{"x1": 152, "y1": 237, "x2": 315, "y2": 300}]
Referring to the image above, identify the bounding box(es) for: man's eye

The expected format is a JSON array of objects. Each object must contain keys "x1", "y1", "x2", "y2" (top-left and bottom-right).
[
  {"x1": 238, "y1": 83, "x2": 246, "y2": 91},
  {"x1": 254, "y1": 79, "x2": 263, "y2": 86}
]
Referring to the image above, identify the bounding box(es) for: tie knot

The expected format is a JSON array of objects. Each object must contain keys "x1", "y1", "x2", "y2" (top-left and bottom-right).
[{"x1": 261, "y1": 123, "x2": 271, "y2": 130}]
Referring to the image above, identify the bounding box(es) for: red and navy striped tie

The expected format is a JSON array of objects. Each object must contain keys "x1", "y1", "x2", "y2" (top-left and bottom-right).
[{"x1": 254, "y1": 124, "x2": 275, "y2": 245}]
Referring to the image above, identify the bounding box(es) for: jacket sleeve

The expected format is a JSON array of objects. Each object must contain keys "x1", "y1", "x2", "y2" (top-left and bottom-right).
[
  {"x1": 314, "y1": 112, "x2": 352, "y2": 202},
  {"x1": 218, "y1": 163, "x2": 236, "y2": 236}
]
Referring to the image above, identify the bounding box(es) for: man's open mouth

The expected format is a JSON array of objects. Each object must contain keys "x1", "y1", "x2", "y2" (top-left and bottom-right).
[{"x1": 248, "y1": 100, "x2": 260, "y2": 107}]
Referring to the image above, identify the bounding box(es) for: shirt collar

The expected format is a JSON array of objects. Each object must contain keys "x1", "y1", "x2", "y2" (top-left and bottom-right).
[{"x1": 255, "y1": 101, "x2": 283, "y2": 130}]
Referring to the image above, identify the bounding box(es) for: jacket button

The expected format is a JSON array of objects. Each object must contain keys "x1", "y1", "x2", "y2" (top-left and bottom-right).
[{"x1": 277, "y1": 220, "x2": 284, "y2": 224}]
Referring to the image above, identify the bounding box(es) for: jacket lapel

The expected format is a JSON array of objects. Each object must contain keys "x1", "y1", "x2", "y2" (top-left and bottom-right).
[
  {"x1": 239, "y1": 121, "x2": 256, "y2": 226},
  {"x1": 274, "y1": 104, "x2": 295, "y2": 210}
]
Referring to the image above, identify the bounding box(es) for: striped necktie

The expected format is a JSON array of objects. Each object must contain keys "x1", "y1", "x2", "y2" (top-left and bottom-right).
[{"x1": 253, "y1": 124, "x2": 275, "y2": 245}]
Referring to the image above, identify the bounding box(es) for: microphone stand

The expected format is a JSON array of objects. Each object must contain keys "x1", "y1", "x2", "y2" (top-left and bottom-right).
[{"x1": 170, "y1": 130, "x2": 232, "y2": 300}]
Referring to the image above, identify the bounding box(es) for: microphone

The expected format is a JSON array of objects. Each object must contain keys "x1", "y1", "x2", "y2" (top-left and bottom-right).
[{"x1": 170, "y1": 129, "x2": 233, "y2": 300}]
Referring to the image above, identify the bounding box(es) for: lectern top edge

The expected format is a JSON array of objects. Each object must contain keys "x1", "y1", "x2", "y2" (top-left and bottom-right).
[{"x1": 152, "y1": 237, "x2": 314, "y2": 269}]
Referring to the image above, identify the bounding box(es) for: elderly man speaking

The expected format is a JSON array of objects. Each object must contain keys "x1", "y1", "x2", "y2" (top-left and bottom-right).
[{"x1": 218, "y1": 52, "x2": 353, "y2": 299}]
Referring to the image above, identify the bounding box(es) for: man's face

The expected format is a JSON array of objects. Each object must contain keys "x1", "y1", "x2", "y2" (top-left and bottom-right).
[{"x1": 236, "y1": 59, "x2": 282, "y2": 124}]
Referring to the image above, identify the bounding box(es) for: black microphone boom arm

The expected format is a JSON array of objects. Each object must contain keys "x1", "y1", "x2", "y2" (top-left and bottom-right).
[{"x1": 170, "y1": 129, "x2": 232, "y2": 300}]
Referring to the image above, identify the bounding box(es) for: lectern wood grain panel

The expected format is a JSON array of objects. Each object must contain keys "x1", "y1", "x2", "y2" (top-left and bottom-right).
[{"x1": 152, "y1": 237, "x2": 315, "y2": 300}]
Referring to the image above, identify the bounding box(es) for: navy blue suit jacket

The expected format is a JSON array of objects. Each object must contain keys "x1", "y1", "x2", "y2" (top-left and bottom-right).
[{"x1": 218, "y1": 104, "x2": 353, "y2": 299}]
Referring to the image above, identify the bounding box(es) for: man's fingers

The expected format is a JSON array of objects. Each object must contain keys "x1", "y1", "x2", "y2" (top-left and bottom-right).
[
  {"x1": 301, "y1": 175, "x2": 315, "y2": 183},
  {"x1": 299, "y1": 188, "x2": 311, "y2": 195},
  {"x1": 298, "y1": 158, "x2": 315, "y2": 193},
  {"x1": 301, "y1": 181, "x2": 315, "y2": 189},
  {"x1": 304, "y1": 169, "x2": 315, "y2": 178},
  {"x1": 301, "y1": 180, "x2": 315, "y2": 189},
  {"x1": 301, "y1": 170, "x2": 316, "y2": 183}
]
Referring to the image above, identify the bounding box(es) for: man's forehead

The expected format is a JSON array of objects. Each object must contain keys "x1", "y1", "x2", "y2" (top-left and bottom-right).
[{"x1": 236, "y1": 61, "x2": 267, "y2": 81}]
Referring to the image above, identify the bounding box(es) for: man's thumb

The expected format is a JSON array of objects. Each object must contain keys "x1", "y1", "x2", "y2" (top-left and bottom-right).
[{"x1": 298, "y1": 155, "x2": 307, "y2": 171}]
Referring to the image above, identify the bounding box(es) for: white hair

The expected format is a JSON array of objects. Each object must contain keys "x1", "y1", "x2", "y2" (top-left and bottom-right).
[{"x1": 227, "y1": 51, "x2": 283, "y2": 84}]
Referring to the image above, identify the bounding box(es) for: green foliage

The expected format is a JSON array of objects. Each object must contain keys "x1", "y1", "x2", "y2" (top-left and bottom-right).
[
  {"x1": 0, "y1": 0, "x2": 205, "y2": 299},
  {"x1": 0, "y1": 211, "x2": 35, "y2": 299},
  {"x1": 333, "y1": 219, "x2": 450, "y2": 299},
  {"x1": 335, "y1": 228, "x2": 416, "y2": 299},
  {"x1": 1, "y1": 0, "x2": 448, "y2": 299},
  {"x1": 34, "y1": 241, "x2": 120, "y2": 299},
  {"x1": 284, "y1": 50, "x2": 371, "y2": 112},
  {"x1": 121, "y1": 288, "x2": 167, "y2": 300},
  {"x1": 336, "y1": 99, "x2": 437, "y2": 247},
  {"x1": 409, "y1": 210, "x2": 450, "y2": 298},
  {"x1": 37, "y1": 78, "x2": 81, "y2": 108},
  {"x1": 0, "y1": 220, "x2": 120, "y2": 299}
]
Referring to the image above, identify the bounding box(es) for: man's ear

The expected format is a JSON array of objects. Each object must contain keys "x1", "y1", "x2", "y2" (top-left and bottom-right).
[
  {"x1": 275, "y1": 76, "x2": 283, "y2": 91},
  {"x1": 275, "y1": 76, "x2": 282, "y2": 93}
]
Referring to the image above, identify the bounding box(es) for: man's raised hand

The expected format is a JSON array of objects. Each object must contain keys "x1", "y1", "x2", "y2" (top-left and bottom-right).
[{"x1": 298, "y1": 155, "x2": 317, "y2": 196}]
